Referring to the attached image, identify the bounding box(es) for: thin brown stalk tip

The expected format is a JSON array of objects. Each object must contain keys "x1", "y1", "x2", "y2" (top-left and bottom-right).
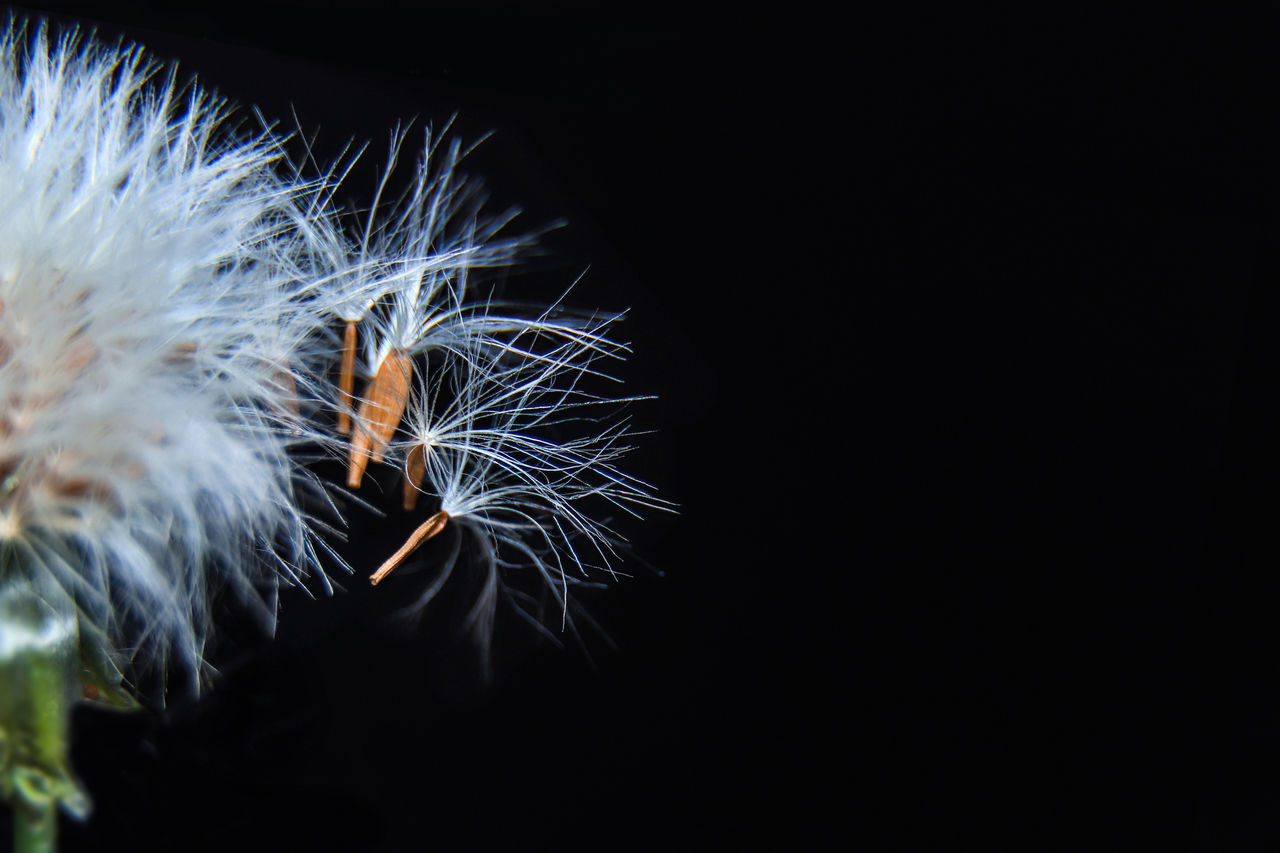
[
  {"x1": 369, "y1": 509, "x2": 450, "y2": 585},
  {"x1": 337, "y1": 320, "x2": 357, "y2": 436}
]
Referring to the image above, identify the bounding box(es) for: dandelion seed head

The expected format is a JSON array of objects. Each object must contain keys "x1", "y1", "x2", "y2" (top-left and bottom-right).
[
  {"x1": 0, "y1": 14, "x2": 671, "y2": 694},
  {"x1": 0, "y1": 21, "x2": 336, "y2": 692}
]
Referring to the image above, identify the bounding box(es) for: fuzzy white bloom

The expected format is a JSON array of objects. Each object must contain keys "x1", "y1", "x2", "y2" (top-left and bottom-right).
[
  {"x1": 0, "y1": 22, "x2": 338, "y2": 691},
  {"x1": 0, "y1": 17, "x2": 670, "y2": 704}
]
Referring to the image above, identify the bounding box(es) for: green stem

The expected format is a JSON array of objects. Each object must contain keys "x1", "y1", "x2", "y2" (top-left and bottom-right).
[
  {"x1": 13, "y1": 797, "x2": 56, "y2": 853},
  {"x1": 0, "y1": 576, "x2": 90, "y2": 853}
]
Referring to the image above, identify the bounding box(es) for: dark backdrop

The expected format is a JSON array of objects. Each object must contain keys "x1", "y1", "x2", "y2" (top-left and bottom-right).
[
  {"x1": 0, "y1": 3, "x2": 826, "y2": 852},
  {"x1": 7, "y1": 4, "x2": 1280, "y2": 852}
]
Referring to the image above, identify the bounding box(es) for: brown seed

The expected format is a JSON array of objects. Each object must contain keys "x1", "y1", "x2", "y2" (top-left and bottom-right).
[
  {"x1": 370, "y1": 509, "x2": 450, "y2": 585},
  {"x1": 402, "y1": 443, "x2": 427, "y2": 511},
  {"x1": 347, "y1": 348, "x2": 412, "y2": 488}
]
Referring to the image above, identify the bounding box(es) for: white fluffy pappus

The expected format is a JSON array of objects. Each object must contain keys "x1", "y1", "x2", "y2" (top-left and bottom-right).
[
  {"x1": 0, "y1": 21, "x2": 341, "y2": 693},
  {"x1": 0, "y1": 15, "x2": 672, "y2": 699},
  {"x1": 372, "y1": 314, "x2": 674, "y2": 669},
  {"x1": 302, "y1": 113, "x2": 676, "y2": 667}
]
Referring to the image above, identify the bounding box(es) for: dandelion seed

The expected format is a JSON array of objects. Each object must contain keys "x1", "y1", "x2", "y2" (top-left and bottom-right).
[{"x1": 373, "y1": 321, "x2": 673, "y2": 650}]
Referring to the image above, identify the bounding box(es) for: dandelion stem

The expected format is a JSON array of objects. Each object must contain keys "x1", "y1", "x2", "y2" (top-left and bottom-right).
[
  {"x1": 12, "y1": 798, "x2": 56, "y2": 853},
  {"x1": 0, "y1": 577, "x2": 89, "y2": 853}
]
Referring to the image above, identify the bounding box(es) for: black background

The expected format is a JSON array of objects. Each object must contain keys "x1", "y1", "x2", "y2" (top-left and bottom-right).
[
  {"x1": 5, "y1": 4, "x2": 1280, "y2": 852},
  {"x1": 1, "y1": 3, "x2": 830, "y2": 852}
]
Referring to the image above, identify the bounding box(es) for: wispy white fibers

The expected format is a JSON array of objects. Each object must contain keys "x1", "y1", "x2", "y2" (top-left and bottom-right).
[
  {"x1": 0, "y1": 21, "x2": 339, "y2": 692},
  {"x1": 378, "y1": 312, "x2": 673, "y2": 669},
  {"x1": 311, "y1": 116, "x2": 675, "y2": 665},
  {"x1": 0, "y1": 16, "x2": 671, "y2": 698}
]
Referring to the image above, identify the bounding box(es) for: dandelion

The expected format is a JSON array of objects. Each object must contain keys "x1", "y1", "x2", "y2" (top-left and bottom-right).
[
  {"x1": 0, "y1": 19, "x2": 341, "y2": 844},
  {"x1": 0, "y1": 15, "x2": 669, "y2": 849},
  {"x1": 0, "y1": 19, "x2": 341, "y2": 688}
]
